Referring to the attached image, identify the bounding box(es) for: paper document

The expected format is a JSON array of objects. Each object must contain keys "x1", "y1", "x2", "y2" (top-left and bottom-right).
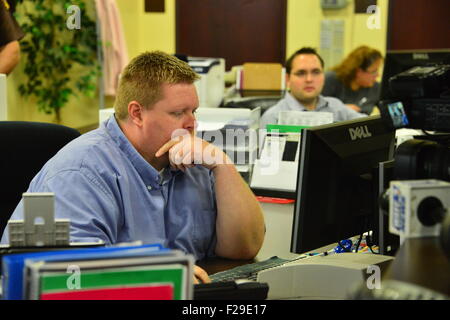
[
  {"x1": 251, "y1": 132, "x2": 301, "y2": 192},
  {"x1": 278, "y1": 111, "x2": 333, "y2": 127},
  {"x1": 196, "y1": 121, "x2": 225, "y2": 132}
]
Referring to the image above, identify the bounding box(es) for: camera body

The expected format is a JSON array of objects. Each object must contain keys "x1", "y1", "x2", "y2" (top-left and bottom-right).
[
  {"x1": 389, "y1": 180, "x2": 450, "y2": 241},
  {"x1": 379, "y1": 65, "x2": 450, "y2": 258},
  {"x1": 379, "y1": 64, "x2": 450, "y2": 132}
]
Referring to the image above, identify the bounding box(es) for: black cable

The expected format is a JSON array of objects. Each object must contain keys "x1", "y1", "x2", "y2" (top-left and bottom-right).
[
  {"x1": 366, "y1": 232, "x2": 379, "y2": 254},
  {"x1": 355, "y1": 233, "x2": 363, "y2": 253},
  {"x1": 355, "y1": 214, "x2": 370, "y2": 253}
]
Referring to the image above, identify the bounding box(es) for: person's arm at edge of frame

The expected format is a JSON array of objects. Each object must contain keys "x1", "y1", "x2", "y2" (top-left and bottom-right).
[
  {"x1": 212, "y1": 159, "x2": 265, "y2": 260},
  {"x1": 0, "y1": 40, "x2": 20, "y2": 75}
]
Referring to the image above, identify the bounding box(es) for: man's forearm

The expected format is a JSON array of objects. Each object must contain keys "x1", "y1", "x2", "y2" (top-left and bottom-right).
[
  {"x1": 0, "y1": 41, "x2": 20, "y2": 75},
  {"x1": 155, "y1": 134, "x2": 265, "y2": 259},
  {"x1": 213, "y1": 163, "x2": 265, "y2": 260}
]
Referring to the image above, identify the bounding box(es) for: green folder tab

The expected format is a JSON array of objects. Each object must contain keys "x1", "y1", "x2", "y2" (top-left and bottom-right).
[
  {"x1": 40, "y1": 265, "x2": 185, "y2": 300},
  {"x1": 266, "y1": 124, "x2": 309, "y2": 133}
]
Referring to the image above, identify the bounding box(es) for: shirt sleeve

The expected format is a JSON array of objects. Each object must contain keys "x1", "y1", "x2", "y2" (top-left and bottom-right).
[
  {"x1": 260, "y1": 106, "x2": 279, "y2": 130},
  {"x1": 360, "y1": 82, "x2": 381, "y2": 115},
  {"x1": 1, "y1": 169, "x2": 122, "y2": 245},
  {"x1": 48, "y1": 170, "x2": 122, "y2": 244},
  {"x1": 332, "y1": 97, "x2": 367, "y2": 121},
  {"x1": 206, "y1": 169, "x2": 218, "y2": 257},
  {"x1": 345, "y1": 105, "x2": 367, "y2": 120}
]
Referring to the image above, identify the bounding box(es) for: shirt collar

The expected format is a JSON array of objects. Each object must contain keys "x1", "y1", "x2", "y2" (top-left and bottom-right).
[
  {"x1": 103, "y1": 115, "x2": 168, "y2": 189},
  {"x1": 315, "y1": 95, "x2": 329, "y2": 110},
  {"x1": 285, "y1": 92, "x2": 329, "y2": 111}
]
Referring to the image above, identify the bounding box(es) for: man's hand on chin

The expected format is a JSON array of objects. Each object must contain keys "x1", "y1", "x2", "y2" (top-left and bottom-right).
[{"x1": 155, "y1": 132, "x2": 232, "y2": 172}]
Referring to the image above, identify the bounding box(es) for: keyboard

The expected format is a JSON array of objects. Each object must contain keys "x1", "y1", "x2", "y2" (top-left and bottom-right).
[{"x1": 209, "y1": 255, "x2": 307, "y2": 282}]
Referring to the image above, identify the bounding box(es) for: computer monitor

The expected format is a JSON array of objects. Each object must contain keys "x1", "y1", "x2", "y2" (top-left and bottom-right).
[
  {"x1": 290, "y1": 115, "x2": 396, "y2": 254},
  {"x1": 376, "y1": 159, "x2": 400, "y2": 255},
  {"x1": 380, "y1": 49, "x2": 450, "y2": 100}
]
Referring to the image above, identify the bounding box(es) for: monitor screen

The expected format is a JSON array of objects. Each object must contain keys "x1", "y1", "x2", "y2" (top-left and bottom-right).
[
  {"x1": 290, "y1": 115, "x2": 396, "y2": 254},
  {"x1": 380, "y1": 49, "x2": 450, "y2": 100}
]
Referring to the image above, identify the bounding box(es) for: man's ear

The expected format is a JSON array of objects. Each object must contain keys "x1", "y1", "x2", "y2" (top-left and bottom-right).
[{"x1": 128, "y1": 101, "x2": 144, "y2": 127}]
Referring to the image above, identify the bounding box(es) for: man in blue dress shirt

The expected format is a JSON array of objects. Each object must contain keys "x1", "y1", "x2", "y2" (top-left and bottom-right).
[{"x1": 1, "y1": 51, "x2": 265, "y2": 283}]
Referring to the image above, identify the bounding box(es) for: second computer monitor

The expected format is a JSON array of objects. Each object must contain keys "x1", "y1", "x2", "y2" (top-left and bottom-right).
[
  {"x1": 290, "y1": 115, "x2": 395, "y2": 254},
  {"x1": 380, "y1": 49, "x2": 450, "y2": 100}
]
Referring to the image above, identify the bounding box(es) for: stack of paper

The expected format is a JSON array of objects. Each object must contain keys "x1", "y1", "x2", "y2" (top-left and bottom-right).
[
  {"x1": 251, "y1": 114, "x2": 333, "y2": 193},
  {"x1": 2, "y1": 244, "x2": 194, "y2": 300},
  {"x1": 195, "y1": 107, "x2": 261, "y2": 181},
  {"x1": 278, "y1": 111, "x2": 333, "y2": 127},
  {"x1": 251, "y1": 131, "x2": 301, "y2": 193}
]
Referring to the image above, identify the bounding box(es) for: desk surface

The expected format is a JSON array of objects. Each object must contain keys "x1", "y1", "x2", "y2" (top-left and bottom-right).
[
  {"x1": 201, "y1": 202, "x2": 450, "y2": 297},
  {"x1": 383, "y1": 237, "x2": 450, "y2": 295},
  {"x1": 199, "y1": 244, "x2": 337, "y2": 277},
  {"x1": 200, "y1": 237, "x2": 450, "y2": 299}
]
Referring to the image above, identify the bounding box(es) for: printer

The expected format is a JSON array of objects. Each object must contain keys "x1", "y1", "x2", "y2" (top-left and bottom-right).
[{"x1": 188, "y1": 57, "x2": 225, "y2": 108}]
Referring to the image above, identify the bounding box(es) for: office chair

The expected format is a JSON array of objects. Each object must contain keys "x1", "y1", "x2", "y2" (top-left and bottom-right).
[{"x1": 0, "y1": 121, "x2": 81, "y2": 237}]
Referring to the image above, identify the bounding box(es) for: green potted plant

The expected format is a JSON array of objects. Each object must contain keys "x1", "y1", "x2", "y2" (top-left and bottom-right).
[{"x1": 15, "y1": 0, "x2": 99, "y2": 123}]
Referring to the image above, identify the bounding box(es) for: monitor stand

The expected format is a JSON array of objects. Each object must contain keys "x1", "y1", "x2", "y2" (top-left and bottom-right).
[
  {"x1": 257, "y1": 252, "x2": 393, "y2": 299},
  {"x1": 377, "y1": 160, "x2": 400, "y2": 255}
]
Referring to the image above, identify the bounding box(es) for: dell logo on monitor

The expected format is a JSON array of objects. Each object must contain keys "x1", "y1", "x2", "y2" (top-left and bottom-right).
[{"x1": 349, "y1": 126, "x2": 372, "y2": 140}]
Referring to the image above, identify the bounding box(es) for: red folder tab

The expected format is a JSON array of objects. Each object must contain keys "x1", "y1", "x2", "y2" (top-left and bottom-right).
[
  {"x1": 256, "y1": 196, "x2": 295, "y2": 204},
  {"x1": 40, "y1": 284, "x2": 174, "y2": 300}
]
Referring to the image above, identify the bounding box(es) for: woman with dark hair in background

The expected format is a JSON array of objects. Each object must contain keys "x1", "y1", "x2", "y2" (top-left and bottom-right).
[{"x1": 322, "y1": 45, "x2": 383, "y2": 115}]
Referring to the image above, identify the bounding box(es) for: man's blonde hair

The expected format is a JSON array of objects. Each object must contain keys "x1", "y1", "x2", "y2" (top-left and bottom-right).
[{"x1": 114, "y1": 51, "x2": 200, "y2": 120}]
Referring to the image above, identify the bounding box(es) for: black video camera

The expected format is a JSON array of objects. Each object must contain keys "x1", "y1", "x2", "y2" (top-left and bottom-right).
[
  {"x1": 379, "y1": 64, "x2": 450, "y2": 132},
  {"x1": 379, "y1": 64, "x2": 450, "y2": 180},
  {"x1": 379, "y1": 65, "x2": 450, "y2": 261}
]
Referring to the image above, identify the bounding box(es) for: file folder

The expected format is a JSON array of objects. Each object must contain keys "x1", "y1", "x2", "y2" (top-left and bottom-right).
[
  {"x1": 34, "y1": 264, "x2": 186, "y2": 300},
  {"x1": 1, "y1": 243, "x2": 165, "y2": 300},
  {"x1": 40, "y1": 283, "x2": 174, "y2": 300}
]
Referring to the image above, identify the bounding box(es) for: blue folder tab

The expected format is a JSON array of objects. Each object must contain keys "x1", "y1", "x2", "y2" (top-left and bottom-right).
[{"x1": 1, "y1": 243, "x2": 166, "y2": 300}]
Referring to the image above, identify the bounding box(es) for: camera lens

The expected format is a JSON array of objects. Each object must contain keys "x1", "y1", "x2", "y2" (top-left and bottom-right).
[
  {"x1": 394, "y1": 139, "x2": 450, "y2": 181},
  {"x1": 417, "y1": 197, "x2": 445, "y2": 227}
]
